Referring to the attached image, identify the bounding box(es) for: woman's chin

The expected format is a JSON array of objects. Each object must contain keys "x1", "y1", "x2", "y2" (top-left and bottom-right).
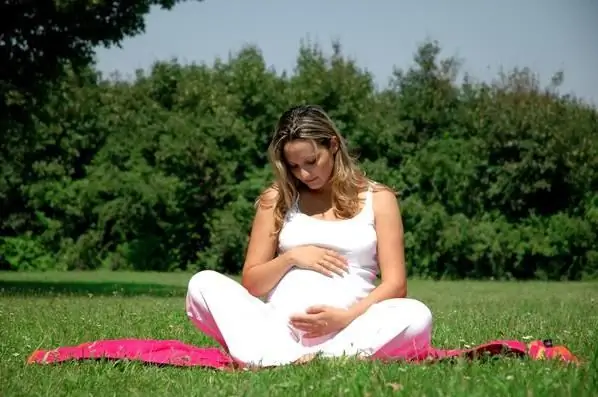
[{"x1": 305, "y1": 180, "x2": 328, "y2": 191}]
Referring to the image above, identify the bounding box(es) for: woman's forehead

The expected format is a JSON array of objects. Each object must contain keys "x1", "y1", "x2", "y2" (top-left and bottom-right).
[{"x1": 283, "y1": 140, "x2": 318, "y2": 162}]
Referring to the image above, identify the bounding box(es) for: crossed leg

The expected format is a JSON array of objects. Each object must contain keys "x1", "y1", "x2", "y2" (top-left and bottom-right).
[
  {"x1": 317, "y1": 297, "x2": 433, "y2": 360},
  {"x1": 185, "y1": 270, "x2": 304, "y2": 367},
  {"x1": 186, "y1": 270, "x2": 433, "y2": 366}
]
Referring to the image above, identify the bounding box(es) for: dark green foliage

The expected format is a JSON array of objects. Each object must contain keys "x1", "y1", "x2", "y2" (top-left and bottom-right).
[
  {"x1": 1, "y1": 37, "x2": 596, "y2": 280},
  {"x1": 1, "y1": 0, "x2": 201, "y2": 99}
]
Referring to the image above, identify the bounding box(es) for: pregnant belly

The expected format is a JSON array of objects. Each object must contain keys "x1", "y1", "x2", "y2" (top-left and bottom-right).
[{"x1": 267, "y1": 268, "x2": 359, "y2": 317}]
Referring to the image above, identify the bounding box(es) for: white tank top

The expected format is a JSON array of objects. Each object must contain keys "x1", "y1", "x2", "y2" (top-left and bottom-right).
[{"x1": 266, "y1": 184, "x2": 378, "y2": 317}]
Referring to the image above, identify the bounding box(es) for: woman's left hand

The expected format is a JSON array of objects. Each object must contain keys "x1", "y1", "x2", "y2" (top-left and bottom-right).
[{"x1": 289, "y1": 305, "x2": 353, "y2": 338}]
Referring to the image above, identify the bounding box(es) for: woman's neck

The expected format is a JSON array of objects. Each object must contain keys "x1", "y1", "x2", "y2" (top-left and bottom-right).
[{"x1": 301, "y1": 182, "x2": 332, "y2": 198}]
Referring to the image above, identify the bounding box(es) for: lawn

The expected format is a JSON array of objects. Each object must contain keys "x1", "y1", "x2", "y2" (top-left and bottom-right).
[{"x1": 1, "y1": 271, "x2": 596, "y2": 396}]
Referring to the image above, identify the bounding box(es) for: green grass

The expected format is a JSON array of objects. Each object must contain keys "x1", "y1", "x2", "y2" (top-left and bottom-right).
[{"x1": 1, "y1": 271, "x2": 597, "y2": 396}]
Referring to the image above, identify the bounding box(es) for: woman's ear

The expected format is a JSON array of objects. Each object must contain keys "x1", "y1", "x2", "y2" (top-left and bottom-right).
[{"x1": 330, "y1": 136, "x2": 339, "y2": 154}]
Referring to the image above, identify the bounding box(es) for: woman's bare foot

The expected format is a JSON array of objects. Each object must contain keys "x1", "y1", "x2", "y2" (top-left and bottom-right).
[{"x1": 293, "y1": 353, "x2": 319, "y2": 365}]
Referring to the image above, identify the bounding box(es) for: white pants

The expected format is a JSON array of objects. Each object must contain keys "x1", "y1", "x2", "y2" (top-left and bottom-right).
[{"x1": 186, "y1": 270, "x2": 433, "y2": 367}]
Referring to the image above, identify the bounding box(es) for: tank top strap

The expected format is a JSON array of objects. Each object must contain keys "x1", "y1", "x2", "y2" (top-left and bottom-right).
[
  {"x1": 362, "y1": 181, "x2": 375, "y2": 223},
  {"x1": 282, "y1": 194, "x2": 300, "y2": 225},
  {"x1": 290, "y1": 194, "x2": 300, "y2": 213}
]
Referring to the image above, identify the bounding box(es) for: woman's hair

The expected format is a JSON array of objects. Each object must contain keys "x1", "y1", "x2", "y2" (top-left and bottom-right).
[{"x1": 258, "y1": 104, "x2": 372, "y2": 233}]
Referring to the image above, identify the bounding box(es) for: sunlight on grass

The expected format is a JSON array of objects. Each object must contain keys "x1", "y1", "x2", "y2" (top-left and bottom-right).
[{"x1": 1, "y1": 271, "x2": 596, "y2": 396}]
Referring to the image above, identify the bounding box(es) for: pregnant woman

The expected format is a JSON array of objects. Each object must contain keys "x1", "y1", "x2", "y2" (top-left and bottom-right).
[{"x1": 186, "y1": 105, "x2": 433, "y2": 367}]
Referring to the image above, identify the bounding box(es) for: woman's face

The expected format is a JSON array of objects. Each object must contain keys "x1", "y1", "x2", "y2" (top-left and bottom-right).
[{"x1": 283, "y1": 138, "x2": 337, "y2": 191}]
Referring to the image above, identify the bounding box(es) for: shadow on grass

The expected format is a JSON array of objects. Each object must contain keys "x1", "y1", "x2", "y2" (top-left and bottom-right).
[{"x1": 0, "y1": 280, "x2": 187, "y2": 297}]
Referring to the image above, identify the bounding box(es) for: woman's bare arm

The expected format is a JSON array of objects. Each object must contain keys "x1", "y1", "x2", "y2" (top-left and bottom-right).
[
  {"x1": 241, "y1": 188, "x2": 295, "y2": 297},
  {"x1": 346, "y1": 186, "x2": 408, "y2": 319}
]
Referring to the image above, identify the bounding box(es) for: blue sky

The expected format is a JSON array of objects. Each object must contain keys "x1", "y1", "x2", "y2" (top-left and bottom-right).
[{"x1": 94, "y1": 0, "x2": 598, "y2": 105}]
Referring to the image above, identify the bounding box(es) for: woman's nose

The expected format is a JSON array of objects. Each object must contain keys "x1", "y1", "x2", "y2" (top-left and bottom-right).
[{"x1": 300, "y1": 169, "x2": 313, "y2": 180}]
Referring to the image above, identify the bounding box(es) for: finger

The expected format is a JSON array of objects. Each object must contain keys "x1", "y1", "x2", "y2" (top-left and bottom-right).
[
  {"x1": 314, "y1": 262, "x2": 334, "y2": 277},
  {"x1": 326, "y1": 249, "x2": 348, "y2": 264},
  {"x1": 290, "y1": 312, "x2": 320, "y2": 322},
  {"x1": 305, "y1": 324, "x2": 328, "y2": 338},
  {"x1": 290, "y1": 319, "x2": 319, "y2": 330},
  {"x1": 321, "y1": 259, "x2": 346, "y2": 276},
  {"x1": 324, "y1": 253, "x2": 349, "y2": 270},
  {"x1": 291, "y1": 317, "x2": 326, "y2": 329},
  {"x1": 305, "y1": 305, "x2": 328, "y2": 314},
  {"x1": 289, "y1": 313, "x2": 314, "y2": 322},
  {"x1": 290, "y1": 322, "x2": 316, "y2": 332},
  {"x1": 289, "y1": 316, "x2": 316, "y2": 324},
  {"x1": 318, "y1": 258, "x2": 344, "y2": 274},
  {"x1": 303, "y1": 332, "x2": 322, "y2": 339}
]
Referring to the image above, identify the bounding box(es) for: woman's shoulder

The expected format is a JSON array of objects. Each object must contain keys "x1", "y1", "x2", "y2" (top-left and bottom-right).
[
  {"x1": 366, "y1": 179, "x2": 397, "y2": 195},
  {"x1": 366, "y1": 180, "x2": 399, "y2": 213},
  {"x1": 255, "y1": 185, "x2": 280, "y2": 211}
]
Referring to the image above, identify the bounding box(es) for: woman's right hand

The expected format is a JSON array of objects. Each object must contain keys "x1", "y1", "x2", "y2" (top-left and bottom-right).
[{"x1": 288, "y1": 245, "x2": 349, "y2": 276}]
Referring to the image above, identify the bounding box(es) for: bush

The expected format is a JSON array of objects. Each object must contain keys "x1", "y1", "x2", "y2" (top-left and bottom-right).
[{"x1": 1, "y1": 40, "x2": 596, "y2": 280}]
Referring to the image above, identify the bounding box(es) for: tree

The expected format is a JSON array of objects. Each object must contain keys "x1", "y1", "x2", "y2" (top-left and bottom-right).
[
  {"x1": 0, "y1": 0, "x2": 202, "y2": 256},
  {"x1": 0, "y1": 0, "x2": 202, "y2": 103}
]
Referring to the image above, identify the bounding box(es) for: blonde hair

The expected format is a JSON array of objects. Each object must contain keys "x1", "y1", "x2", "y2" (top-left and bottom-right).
[{"x1": 257, "y1": 105, "x2": 374, "y2": 233}]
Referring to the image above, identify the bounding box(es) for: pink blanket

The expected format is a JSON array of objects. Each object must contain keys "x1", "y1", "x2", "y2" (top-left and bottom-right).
[{"x1": 27, "y1": 338, "x2": 579, "y2": 369}]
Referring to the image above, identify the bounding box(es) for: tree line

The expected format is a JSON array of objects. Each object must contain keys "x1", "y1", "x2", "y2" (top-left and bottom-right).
[{"x1": 1, "y1": 14, "x2": 597, "y2": 279}]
